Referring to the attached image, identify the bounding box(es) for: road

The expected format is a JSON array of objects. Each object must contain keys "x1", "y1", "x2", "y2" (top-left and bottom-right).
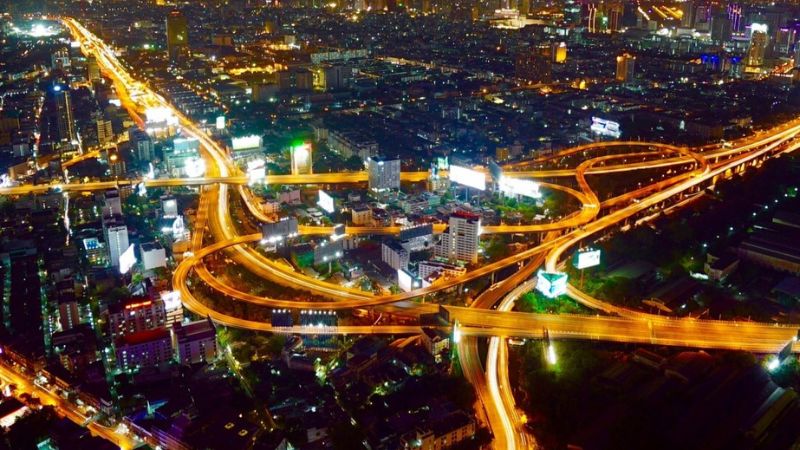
[{"x1": 0, "y1": 363, "x2": 137, "y2": 449}]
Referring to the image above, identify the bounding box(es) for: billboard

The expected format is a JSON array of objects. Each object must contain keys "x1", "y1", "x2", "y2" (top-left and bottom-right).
[
  {"x1": 590, "y1": 117, "x2": 621, "y2": 138},
  {"x1": 449, "y1": 165, "x2": 486, "y2": 191},
  {"x1": 232, "y1": 135, "x2": 263, "y2": 151},
  {"x1": 498, "y1": 176, "x2": 541, "y2": 199},
  {"x1": 119, "y1": 244, "x2": 137, "y2": 275},
  {"x1": 536, "y1": 271, "x2": 568, "y2": 298},
  {"x1": 573, "y1": 249, "x2": 601, "y2": 269},
  {"x1": 145, "y1": 107, "x2": 178, "y2": 126},
  {"x1": 246, "y1": 159, "x2": 266, "y2": 184},
  {"x1": 215, "y1": 115, "x2": 226, "y2": 130},
  {"x1": 398, "y1": 269, "x2": 421, "y2": 292},
  {"x1": 318, "y1": 190, "x2": 335, "y2": 213}
]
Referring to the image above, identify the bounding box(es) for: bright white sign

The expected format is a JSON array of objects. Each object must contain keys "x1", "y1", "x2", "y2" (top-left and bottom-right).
[
  {"x1": 119, "y1": 244, "x2": 137, "y2": 275},
  {"x1": 232, "y1": 135, "x2": 262, "y2": 150},
  {"x1": 145, "y1": 107, "x2": 178, "y2": 126},
  {"x1": 449, "y1": 165, "x2": 486, "y2": 191},
  {"x1": 536, "y1": 271, "x2": 568, "y2": 298},
  {"x1": 590, "y1": 117, "x2": 621, "y2": 138},
  {"x1": 247, "y1": 159, "x2": 266, "y2": 184},
  {"x1": 216, "y1": 116, "x2": 226, "y2": 130},
  {"x1": 498, "y1": 176, "x2": 541, "y2": 198},
  {"x1": 573, "y1": 249, "x2": 601, "y2": 269},
  {"x1": 318, "y1": 190, "x2": 335, "y2": 213}
]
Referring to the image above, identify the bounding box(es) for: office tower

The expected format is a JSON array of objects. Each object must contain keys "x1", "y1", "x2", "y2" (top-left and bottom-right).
[
  {"x1": 103, "y1": 217, "x2": 129, "y2": 268},
  {"x1": 368, "y1": 156, "x2": 401, "y2": 191},
  {"x1": 682, "y1": 0, "x2": 695, "y2": 28},
  {"x1": 435, "y1": 211, "x2": 481, "y2": 264},
  {"x1": 616, "y1": 53, "x2": 635, "y2": 83},
  {"x1": 166, "y1": 10, "x2": 189, "y2": 62},
  {"x1": 711, "y1": 14, "x2": 732, "y2": 43},
  {"x1": 54, "y1": 87, "x2": 77, "y2": 144},
  {"x1": 129, "y1": 128, "x2": 154, "y2": 161},
  {"x1": 774, "y1": 28, "x2": 795, "y2": 56},
  {"x1": 607, "y1": 2, "x2": 623, "y2": 32},
  {"x1": 747, "y1": 23, "x2": 768, "y2": 67},
  {"x1": 86, "y1": 56, "x2": 100, "y2": 82}
]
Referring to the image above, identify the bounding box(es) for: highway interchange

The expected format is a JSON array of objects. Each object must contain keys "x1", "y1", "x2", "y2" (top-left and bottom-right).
[{"x1": 10, "y1": 17, "x2": 800, "y2": 449}]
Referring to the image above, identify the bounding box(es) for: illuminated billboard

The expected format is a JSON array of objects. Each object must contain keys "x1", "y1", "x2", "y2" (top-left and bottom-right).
[
  {"x1": 590, "y1": 117, "x2": 621, "y2": 138},
  {"x1": 449, "y1": 165, "x2": 486, "y2": 191},
  {"x1": 318, "y1": 190, "x2": 335, "y2": 213},
  {"x1": 498, "y1": 176, "x2": 541, "y2": 199},
  {"x1": 216, "y1": 115, "x2": 226, "y2": 130},
  {"x1": 573, "y1": 249, "x2": 601, "y2": 269},
  {"x1": 246, "y1": 159, "x2": 266, "y2": 184},
  {"x1": 145, "y1": 107, "x2": 178, "y2": 126},
  {"x1": 536, "y1": 271, "x2": 568, "y2": 298},
  {"x1": 291, "y1": 142, "x2": 312, "y2": 175},
  {"x1": 398, "y1": 269, "x2": 421, "y2": 292},
  {"x1": 119, "y1": 244, "x2": 137, "y2": 275},
  {"x1": 231, "y1": 135, "x2": 263, "y2": 151}
]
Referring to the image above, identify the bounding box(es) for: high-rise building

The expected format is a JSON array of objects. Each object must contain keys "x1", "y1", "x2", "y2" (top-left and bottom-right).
[
  {"x1": 615, "y1": 53, "x2": 635, "y2": 83},
  {"x1": 368, "y1": 156, "x2": 401, "y2": 191},
  {"x1": 747, "y1": 23, "x2": 769, "y2": 67},
  {"x1": 166, "y1": 11, "x2": 189, "y2": 62},
  {"x1": 103, "y1": 216, "x2": 129, "y2": 268},
  {"x1": 711, "y1": 14, "x2": 732, "y2": 43},
  {"x1": 54, "y1": 87, "x2": 77, "y2": 144},
  {"x1": 681, "y1": 0, "x2": 696, "y2": 28},
  {"x1": 86, "y1": 56, "x2": 100, "y2": 82},
  {"x1": 129, "y1": 128, "x2": 154, "y2": 161},
  {"x1": 435, "y1": 211, "x2": 481, "y2": 264},
  {"x1": 96, "y1": 119, "x2": 114, "y2": 146}
]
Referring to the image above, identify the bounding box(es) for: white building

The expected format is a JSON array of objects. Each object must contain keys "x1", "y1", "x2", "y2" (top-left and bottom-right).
[
  {"x1": 382, "y1": 240, "x2": 409, "y2": 271},
  {"x1": 351, "y1": 204, "x2": 372, "y2": 225},
  {"x1": 435, "y1": 211, "x2": 480, "y2": 264},
  {"x1": 172, "y1": 318, "x2": 217, "y2": 365},
  {"x1": 368, "y1": 156, "x2": 401, "y2": 191},
  {"x1": 140, "y1": 242, "x2": 167, "y2": 271},
  {"x1": 418, "y1": 260, "x2": 467, "y2": 281},
  {"x1": 161, "y1": 195, "x2": 178, "y2": 218},
  {"x1": 103, "y1": 218, "x2": 129, "y2": 268}
]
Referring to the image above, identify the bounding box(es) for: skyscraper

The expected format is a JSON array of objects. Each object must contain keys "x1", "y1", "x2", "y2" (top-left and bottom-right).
[
  {"x1": 711, "y1": 14, "x2": 732, "y2": 44},
  {"x1": 747, "y1": 23, "x2": 768, "y2": 67},
  {"x1": 166, "y1": 11, "x2": 189, "y2": 62},
  {"x1": 616, "y1": 53, "x2": 635, "y2": 83},
  {"x1": 54, "y1": 86, "x2": 77, "y2": 144}
]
